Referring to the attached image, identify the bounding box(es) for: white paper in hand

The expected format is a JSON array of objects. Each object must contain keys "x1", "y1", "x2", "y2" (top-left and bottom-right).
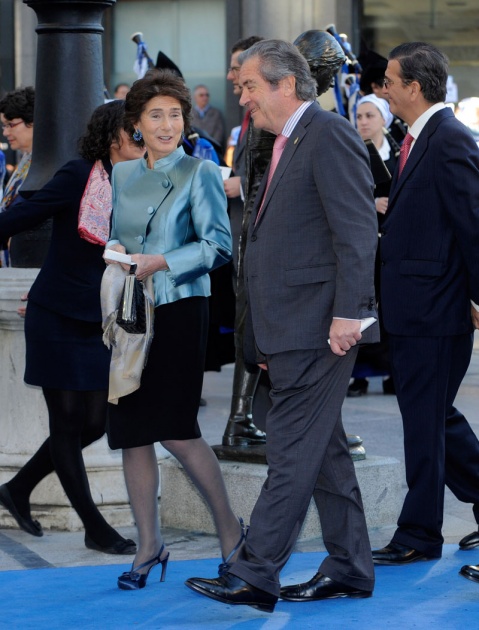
[{"x1": 104, "y1": 249, "x2": 132, "y2": 265}]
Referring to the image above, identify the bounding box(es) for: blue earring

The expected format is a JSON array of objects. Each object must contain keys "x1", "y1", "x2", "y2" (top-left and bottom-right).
[{"x1": 133, "y1": 129, "x2": 143, "y2": 142}]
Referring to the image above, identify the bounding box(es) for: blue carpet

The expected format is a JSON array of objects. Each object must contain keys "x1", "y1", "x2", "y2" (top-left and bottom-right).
[{"x1": 0, "y1": 545, "x2": 478, "y2": 629}]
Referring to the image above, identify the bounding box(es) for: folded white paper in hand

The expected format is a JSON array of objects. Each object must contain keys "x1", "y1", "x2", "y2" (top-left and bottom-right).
[
  {"x1": 327, "y1": 317, "x2": 377, "y2": 345},
  {"x1": 104, "y1": 249, "x2": 132, "y2": 265}
]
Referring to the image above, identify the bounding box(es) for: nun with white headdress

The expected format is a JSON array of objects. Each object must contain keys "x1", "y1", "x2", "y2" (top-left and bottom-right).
[
  {"x1": 348, "y1": 93, "x2": 397, "y2": 399},
  {"x1": 356, "y1": 94, "x2": 398, "y2": 216}
]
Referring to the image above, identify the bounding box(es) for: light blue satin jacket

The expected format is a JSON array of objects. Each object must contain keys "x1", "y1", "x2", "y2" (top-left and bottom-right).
[{"x1": 108, "y1": 147, "x2": 232, "y2": 307}]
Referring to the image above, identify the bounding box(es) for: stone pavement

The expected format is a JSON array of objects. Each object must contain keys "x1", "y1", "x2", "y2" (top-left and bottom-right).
[{"x1": 1, "y1": 339, "x2": 478, "y2": 572}]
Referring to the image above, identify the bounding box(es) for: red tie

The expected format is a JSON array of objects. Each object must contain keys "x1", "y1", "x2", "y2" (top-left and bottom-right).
[
  {"x1": 255, "y1": 134, "x2": 288, "y2": 225},
  {"x1": 398, "y1": 132, "x2": 414, "y2": 177}
]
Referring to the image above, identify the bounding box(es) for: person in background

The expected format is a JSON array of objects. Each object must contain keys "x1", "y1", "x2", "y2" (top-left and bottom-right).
[
  {"x1": 0, "y1": 87, "x2": 35, "y2": 266},
  {"x1": 114, "y1": 83, "x2": 130, "y2": 100},
  {"x1": 347, "y1": 93, "x2": 398, "y2": 397},
  {"x1": 0, "y1": 100, "x2": 143, "y2": 554},
  {"x1": 191, "y1": 84, "x2": 225, "y2": 150},
  {"x1": 372, "y1": 42, "x2": 479, "y2": 567},
  {"x1": 105, "y1": 69, "x2": 244, "y2": 591}
]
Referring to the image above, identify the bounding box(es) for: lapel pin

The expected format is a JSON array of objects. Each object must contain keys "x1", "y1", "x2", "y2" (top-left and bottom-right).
[{"x1": 294, "y1": 137, "x2": 299, "y2": 144}]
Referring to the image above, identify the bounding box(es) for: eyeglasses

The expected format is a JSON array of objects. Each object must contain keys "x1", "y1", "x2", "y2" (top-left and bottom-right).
[
  {"x1": 228, "y1": 66, "x2": 241, "y2": 74},
  {"x1": 197, "y1": 93, "x2": 209, "y2": 97},
  {"x1": 1, "y1": 120, "x2": 24, "y2": 131},
  {"x1": 383, "y1": 77, "x2": 412, "y2": 89}
]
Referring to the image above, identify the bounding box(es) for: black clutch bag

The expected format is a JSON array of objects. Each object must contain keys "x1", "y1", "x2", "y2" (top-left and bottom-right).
[{"x1": 116, "y1": 263, "x2": 147, "y2": 334}]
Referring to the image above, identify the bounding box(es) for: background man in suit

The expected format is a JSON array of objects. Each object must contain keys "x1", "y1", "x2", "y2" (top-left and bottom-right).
[
  {"x1": 222, "y1": 35, "x2": 269, "y2": 448},
  {"x1": 372, "y1": 42, "x2": 479, "y2": 568},
  {"x1": 186, "y1": 39, "x2": 378, "y2": 612}
]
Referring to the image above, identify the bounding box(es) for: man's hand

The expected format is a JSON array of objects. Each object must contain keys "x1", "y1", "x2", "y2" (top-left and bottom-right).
[
  {"x1": 472, "y1": 305, "x2": 479, "y2": 330},
  {"x1": 329, "y1": 319, "x2": 362, "y2": 356},
  {"x1": 224, "y1": 176, "x2": 241, "y2": 198}
]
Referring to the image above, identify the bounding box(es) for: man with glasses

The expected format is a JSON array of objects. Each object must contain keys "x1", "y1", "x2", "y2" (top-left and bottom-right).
[{"x1": 372, "y1": 42, "x2": 479, "y2": 569}]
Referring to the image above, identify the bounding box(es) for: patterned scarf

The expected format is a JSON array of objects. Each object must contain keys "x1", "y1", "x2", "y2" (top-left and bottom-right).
[
  {"x1": 78, "y1": 160, "x2": 112, "y2": 245},
  {"x1": 0, "y1": 152, "x2": 32, "y2": 213}
]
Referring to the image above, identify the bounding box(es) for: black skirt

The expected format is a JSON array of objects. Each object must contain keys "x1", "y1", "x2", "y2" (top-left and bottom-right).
[
  {"x1": 24, "y1": 299, "x2": 110, "y2": 391},
  {"x1": 107, "y1": 296, "x2": 208, "y2": 449}
]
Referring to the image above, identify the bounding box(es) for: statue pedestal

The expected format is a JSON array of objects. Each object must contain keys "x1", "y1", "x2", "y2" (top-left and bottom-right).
[
  {"x1": 160, "y1": 455, "x2": 402, "y2": 540},
  {"x1": 0, "y1": 268, "x2": 134, "y2": 531}
]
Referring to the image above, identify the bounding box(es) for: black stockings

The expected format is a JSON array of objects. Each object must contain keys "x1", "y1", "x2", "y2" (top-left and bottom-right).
[{"x1": 7, "y1": 388, "x2": 121, "y2": 546}]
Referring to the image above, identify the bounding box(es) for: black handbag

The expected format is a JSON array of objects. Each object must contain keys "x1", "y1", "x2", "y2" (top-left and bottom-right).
[{"x1": 116, "y1": 263, "x2": 147, "y2": 334}]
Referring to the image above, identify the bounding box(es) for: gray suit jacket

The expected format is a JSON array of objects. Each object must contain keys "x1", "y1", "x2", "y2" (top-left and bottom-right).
[{"x1": 244, "y1": 101, "x2": 379, "y2": 360}]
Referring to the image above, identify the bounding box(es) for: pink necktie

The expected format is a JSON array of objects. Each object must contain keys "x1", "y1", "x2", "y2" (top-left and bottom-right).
[
  {"x1": 398, "y1": 132, "x2": 414, "y2": 177},
  {"x1": 255, "y1": 133, "x2": 288, "y2": 224}
]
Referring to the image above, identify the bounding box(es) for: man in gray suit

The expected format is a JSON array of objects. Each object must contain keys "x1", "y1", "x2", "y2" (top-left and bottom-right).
[{"x1": 186, "y1": 39, "x2": 378, "y2": 613}]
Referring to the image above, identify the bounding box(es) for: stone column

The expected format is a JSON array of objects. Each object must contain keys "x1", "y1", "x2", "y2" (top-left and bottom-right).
[{"x1": 0, "y1": 269, "x2": 133, "y2": 531}]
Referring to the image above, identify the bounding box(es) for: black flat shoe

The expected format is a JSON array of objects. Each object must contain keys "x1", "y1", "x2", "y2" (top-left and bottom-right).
[
  {"x1": 372, "y1": 541, "x2": 433, "y2": 565},
  {"x1": 347, "y1": 378, "x2": 368, "y2": 397},
  {"x1": 459, "y1": 564, "x2": 479, "y2": 583},
  {"x1": 185, "y1": 572, "x2": 277, "y2": 613},
  {"x1": 118, "y1": 544, "x2": 169, "y2": 590},
  {"x1": 280, "y1": 572, "x2": 372, "y2": 601},
  {"x1": 0, "y1": 484, "x2": 43, "y2": 537},
  {"x1": 218, "y1": 517, "x2": 248, "y2": 576},
  {"x1": 85, "y1": 532, "x2": 137, "y2": 555},
  {"x1": 459, "y1": 529, "x2": 479, "y2": 550}
]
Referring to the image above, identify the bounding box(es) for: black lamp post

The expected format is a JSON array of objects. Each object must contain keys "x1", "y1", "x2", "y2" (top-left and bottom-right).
[{"x1": 10, "y1": 0, "x2": 115, "y2": 267}]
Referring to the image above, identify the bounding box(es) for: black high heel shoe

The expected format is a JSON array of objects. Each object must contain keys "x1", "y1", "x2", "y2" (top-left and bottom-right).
[
  {"x1": 117, "y1": 544, "x2": 169, "y2": 590},
  {"x1": 218, "y1": 517, "x2": 248, "y2": 576}
]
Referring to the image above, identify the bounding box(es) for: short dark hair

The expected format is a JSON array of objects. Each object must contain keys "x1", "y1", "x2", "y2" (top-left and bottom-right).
[
  {"x1": 124, "y1": 69, "x2": 192, "y2": 147},
  {"x1": 389, "y1": 42, "x2": 448, "y2": 103},
  {"x1": 78, "y1": 100, "x2": 126, "y2": 161},
  {"x1": 0, "y1": 86, "x2": 35, "y2": 125},
  {"x1": 231, "y1": 36, "x2": 264, "y2": 54}
]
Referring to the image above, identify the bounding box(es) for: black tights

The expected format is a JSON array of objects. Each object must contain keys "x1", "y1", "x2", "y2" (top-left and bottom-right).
[{"x1": 7, "y1": 388, "x2": 122, "y2": 546}]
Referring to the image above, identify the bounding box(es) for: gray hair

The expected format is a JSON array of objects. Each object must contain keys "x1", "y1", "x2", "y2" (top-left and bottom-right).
[
  {"x1": 389, "y1": 42, "x2": 448, "y2": 103},
  {"x1": 238, "y1": 39, "x2": 317, "y2": 102}
]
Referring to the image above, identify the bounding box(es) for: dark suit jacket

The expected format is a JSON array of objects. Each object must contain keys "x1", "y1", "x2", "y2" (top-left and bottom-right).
[
  {"x1": 0, "y1": 158, "x2": 109, "y2": 322},
  {"x1": 244, "y1": 101, "x2": 379, "y2": 359},
  {"x1": 380, "y1": 108, "x2": 479, "y2": 336}
]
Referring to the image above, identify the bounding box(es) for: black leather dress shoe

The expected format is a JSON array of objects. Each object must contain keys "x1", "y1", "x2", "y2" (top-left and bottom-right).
[
  {"x1": 347, "y1": 378, "x2": 368, "y2": 397},
  {"x1": 372, "y1": 542, "x2": 432, "y2": 565},
  {"x1": 280, "y1": 572, "x2": 372, "y2": 601},
  {"x1": 185, "y1": 572, "x2": 277, "y2": 612},
  {"x1": 459, "y1": 529, "x2": 479, "y2": 550},
  {"x1": 459, "y1": 564, "x2": 479, "y2": 583},
  {"x1": 0, "y1": 484, "x2": 43, "y2": 537}
]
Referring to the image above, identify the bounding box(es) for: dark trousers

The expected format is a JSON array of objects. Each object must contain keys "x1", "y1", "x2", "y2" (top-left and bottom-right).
[
  {"x1": 230, "y1": 346, "x2": 375, "y2": 596},
  {"x1": 389, "y1": 333, "x2": 479, "y2": 556}
]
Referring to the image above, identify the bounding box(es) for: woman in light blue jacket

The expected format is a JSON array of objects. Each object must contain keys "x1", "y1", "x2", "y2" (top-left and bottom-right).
[{"x1": 106, "y1": 69, "x2": 245, "y2": 590}]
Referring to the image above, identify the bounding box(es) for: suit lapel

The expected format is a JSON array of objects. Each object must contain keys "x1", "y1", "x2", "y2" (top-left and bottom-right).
[
  {"x1": 252, "y1": 102, "x2": 318, "y2": 230},
  {"x1": 387, "y1": 108, "x2": 452, "y2": 212}
]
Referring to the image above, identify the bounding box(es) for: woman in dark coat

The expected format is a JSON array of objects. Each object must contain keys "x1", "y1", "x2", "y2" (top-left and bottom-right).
[{"x1": 0, "y1": 101, "x2": 144, "y2": 553}]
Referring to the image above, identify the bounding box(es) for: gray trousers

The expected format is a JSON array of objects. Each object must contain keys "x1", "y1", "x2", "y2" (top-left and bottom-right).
[{"x1": 230, "y1": 346, "x2": 375, "y2": 596}]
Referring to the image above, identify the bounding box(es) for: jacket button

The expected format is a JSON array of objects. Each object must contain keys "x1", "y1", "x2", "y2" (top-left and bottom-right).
[
  {"x1": 136, "y1": 235, "x2": 144, "y2": 244},
  {"x1": 251, "y1": 235, "x2": 257, "y2": 242},
  {"x1": 162, "y1": 180, "x2": 170, "y2": 188},
  {"x1": 147, "y1": 206, "x2": 154, "y2": 214}
]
